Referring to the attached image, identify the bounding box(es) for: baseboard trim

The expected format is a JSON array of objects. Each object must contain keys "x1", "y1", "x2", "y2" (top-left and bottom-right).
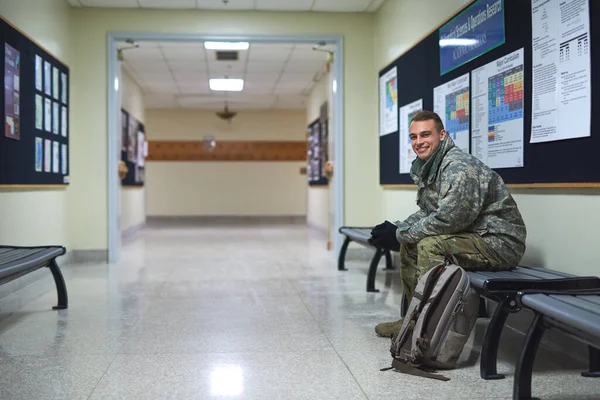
[
  {"x1": 122, "y1": 221, "x2": 146, "y2": 241},
  {"x1": 71, "y1": 250, "x2": 108, "y2": 263},
  {"x1": 146, "y1": 215, "x2": 306, "y2": 226},
  {"x1": 307, "y1": 221, "x2": 328, "y2": 238}
]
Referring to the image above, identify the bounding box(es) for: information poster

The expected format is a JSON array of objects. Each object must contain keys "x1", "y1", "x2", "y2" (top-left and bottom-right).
[
  {"x1": 35, "y1": 138, "x2": 43, "y2": 172},
  {"x1": 399, "y1": 99, "x2": 423, "y2": 173},
  {"x1": 433, "y1": 72, "x2": 470, "y2": 153},
  {"x1": 379, "y1": 66, "x2": 398, "y2": 136},
  {"x1": 4, "y1": 43, "x2": 20, "y2": 140},
  {"x1": 530, "y1": 0, "x2": 591, "y2": 143},
  {"x1": 471, "y1": 48, "x2": 524, "y2": 169}
]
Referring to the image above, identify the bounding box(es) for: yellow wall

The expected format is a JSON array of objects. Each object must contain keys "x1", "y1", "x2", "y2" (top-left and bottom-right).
[
  {"x1": 119, "y1": 67, "x2": 146, "y2": 233},
  {"x1": 0, "y1": 0, "x2": 71, "y2": 248},
  {"x1": 69, "y1": 8, "x2": 377, "y2": 249},
  {"x1": 306, "y1": 71, "x2": 331, "y2": 235},
  {"x1": 145, "y1": 109, "x2": 306, "y2": 216},
  {"x1": 374, "y1": 0, "x2": 600, "y2": 276}
]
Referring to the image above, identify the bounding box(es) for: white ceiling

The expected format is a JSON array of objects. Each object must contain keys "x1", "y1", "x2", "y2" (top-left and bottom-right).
[
  {"x1": 119, "y1": 41, "x2": 330, "y2": 109},
  {"x1": 67, "y1": 0, "x2": 385, "y2": 12}
]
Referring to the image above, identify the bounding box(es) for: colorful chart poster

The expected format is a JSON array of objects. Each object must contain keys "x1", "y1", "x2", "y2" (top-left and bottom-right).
[
  {"x1": 433, "y1": 72, "x2": 470, "y2": 153},
  {"x1": 35, "y1": 55, "x2": 42, "y2": 91},
  {"x1": 61, "y1": 106, "x2": 67, "y2": 137},
  {"x1": 44, "y1": 98, "x2": 52, "y2": 132},
  {"x1": 471, "y1": 48, "x2": 524, "y2": 169},
  {"x1": 35, "y1": 94, "x2": 43, "y2": 130},
  {"x1": 61, "y1": 72, "x2": 68, "y2": 104},
  {"x1": 379, "y1": 66, "x2": 398, "y2": 136},
  {"x1": 52, "y1": 101, "x2": 59, "y2": 134},
  {"x1": 52, "y1": 141, "x2": 59, "y2": 173},
  {"x1": 4, "y1": 43, "x2": 21, "y2": 140},
  {"x1": 530, "y1": 0, "x2": 591, "y2": 143},
  {"x1": 44, "y1": 139, "x2": 51, "y2": 172},
  {"x1": 61, "y1": 144, "x2": 67, "y2": 175},
  {"x1": 44, "y1": 60, "x2": 51, "y2": 96},
  {"x1": 52, "y1": 66, "x2": 59, "y2": 100},
  {"x1": 399, "y1": 98, "x2": 423, "y2": 174},
  {"x1": 35, "y1": 138, "x2": 43, "y2": 172}
]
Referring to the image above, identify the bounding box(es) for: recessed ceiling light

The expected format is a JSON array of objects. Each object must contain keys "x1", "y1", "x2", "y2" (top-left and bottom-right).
[
  {"x1": 204, "y1": 41, "x2": 249, "y2": 51},
  {"x1": 209, "y1": 78, "x2": 244, "y2": 91}
]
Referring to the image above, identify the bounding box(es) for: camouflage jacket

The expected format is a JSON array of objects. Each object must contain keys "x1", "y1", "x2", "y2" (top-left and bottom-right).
[{"x1": 394, "y1": 135, "x2": 527, "y2": 267}]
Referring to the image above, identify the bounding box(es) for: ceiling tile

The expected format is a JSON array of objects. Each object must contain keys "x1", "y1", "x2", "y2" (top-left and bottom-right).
[
  {"x1": 243, "y1": 82, "x2": 275, "y2": 94},
  {"x1": 195, "y1": 0, "x2": 254, "y2": 10},
  {"x1": 144, "y1": 95, "x2": 177, "y2": 109},
  {"x1": 255, "y1": 0, "x2": 314, "y2": 11},
  {"x1": 161, "y1": 46, "x2": 206, "y2": 61},
  {"x1": 312, "y1": 0, "x2": 372, "y2": 12},
  {"x1": 120, "y1": 46, "x2": 164, "y2": 61},
  {"x1": 178, "y1": 83, "x2": 211, "y2": 95},
  {"x1": 247, "y1": 47, "x2": 293, "y2": 62},
  {"x1": 168, "y1": 61, "x2": 208, "y2": 72},
  {"x1": 79, "y1": 0, "x2": 139, "y2": 7},
  {"x1": 124, "y1": 60, "x2": 171, "y2": 74},
  {"x1": 246, "y1": 60, "x2": 286, "y2": 73},
  {"x1": 138, "y1": 0, "x2": 195, "y2": 8}
]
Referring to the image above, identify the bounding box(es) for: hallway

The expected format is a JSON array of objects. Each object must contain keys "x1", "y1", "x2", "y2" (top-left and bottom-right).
[{"x1": 0, "y1": 223, "x2": 595, "y2": 399}]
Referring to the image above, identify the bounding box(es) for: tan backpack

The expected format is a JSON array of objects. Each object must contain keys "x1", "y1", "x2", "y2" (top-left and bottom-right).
[{"x1": 383, "y1": 262, "x2": 480, "y2": 381}]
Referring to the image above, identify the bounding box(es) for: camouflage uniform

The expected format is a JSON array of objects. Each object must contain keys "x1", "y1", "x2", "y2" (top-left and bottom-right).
[{"x1": 394, "y1": 134, "x2": 527, "y2": 301}]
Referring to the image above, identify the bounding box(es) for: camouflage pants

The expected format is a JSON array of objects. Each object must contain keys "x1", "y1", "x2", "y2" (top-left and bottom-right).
[{"x1": 397, "y1": 233, "x2": 511, "y2": 302}]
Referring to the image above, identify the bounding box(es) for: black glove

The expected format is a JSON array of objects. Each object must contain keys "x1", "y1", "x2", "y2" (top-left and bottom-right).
[
  {"x1": 369, "y1": 221, "x2": 400, "y2": 251},
  {"x1": 370, "y1": 220, "x2": 391, "y2": 236}
]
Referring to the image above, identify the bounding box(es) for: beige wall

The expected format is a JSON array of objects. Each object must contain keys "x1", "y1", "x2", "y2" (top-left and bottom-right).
[
  {"x1": 306, "y1": 71, "x2": 331, "y2": 235},
  {"x1": 119, "y1": 67, "x2": 147, "y2": 233},
  {"x1": 375, "y1": 0, "x2": 600, "y2": 276},
  {"x1": 69, "y1": 8, "x2": 377, "y2": 249},
  {"x1": 0, "y1": 0, "x2": 71, "y2": 248},
  {"x1": 145, "y1": 109, "x2": 306, "y2": 216}
]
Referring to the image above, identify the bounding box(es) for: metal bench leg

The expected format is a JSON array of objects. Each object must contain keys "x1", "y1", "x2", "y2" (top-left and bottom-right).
[
  {"x1": 478, "y1": 297, "x2": 488, "y2": 318},
  {"x1": 582, "y1": 346, "x2": 600, "y2": 377},
  {"x1": 367, "y1": 249, "x2": 384, "y2": 293},
  {"x1": 513, "y1": 313, "x2": 545, "y2": 400},
  {"x1": 338, "y1": 236, "x2": 351, "y2": 271},
  {"x1": 48, "y1": 259, "x2": 68, "y2": 310},
  {"x1": 480, "y1": 297, "x2": 510, "y2": 380},
  {"x1": 384, "y1": 250, "x2": 394, "y2": 270}
]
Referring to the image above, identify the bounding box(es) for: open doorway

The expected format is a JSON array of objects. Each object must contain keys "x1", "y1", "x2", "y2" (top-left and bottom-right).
[{"x1": 107, "y1": 33, "x2": 345, "y2": 263}]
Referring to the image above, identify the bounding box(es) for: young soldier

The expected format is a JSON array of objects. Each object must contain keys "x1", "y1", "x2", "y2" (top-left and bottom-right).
[{"x1": 369, "y1": 110, "x2": 527, "y2": 338}]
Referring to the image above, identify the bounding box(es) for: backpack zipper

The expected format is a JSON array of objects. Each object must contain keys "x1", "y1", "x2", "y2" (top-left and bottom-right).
[{"x1": 430, "y1": 279, "x2": 469, "y2": 360}]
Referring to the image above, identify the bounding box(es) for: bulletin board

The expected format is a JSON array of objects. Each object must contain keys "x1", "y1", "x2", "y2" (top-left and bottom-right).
[
  {"x1": 121, "y1": 109, "x2": 146, "y2": 187},
  {"x1": 307, "y1": 116, "x2": 328, "y2": 186},
  {"x1": 0, "y1": 17, "x2": 70, "y2": 186},
  {"x1": 378, "y1": 0, "x2": 600, "y2": 187}
]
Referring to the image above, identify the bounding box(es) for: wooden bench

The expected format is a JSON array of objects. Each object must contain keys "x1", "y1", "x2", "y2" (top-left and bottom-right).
[
  {"x1": 338, "y1": 227, "x2": 394, "y2": 292},
  {"x1": 0, "y1": 245, "x2": 68, "y2": 310},
  {"x1": 512, "y1": 289, "x2": 600, "y2": 399}
]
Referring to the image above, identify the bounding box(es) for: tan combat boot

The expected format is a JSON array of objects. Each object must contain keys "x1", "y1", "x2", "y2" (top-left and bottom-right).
[{"x1": 374, "y1": 319, "x2": 403, "y2": 338}]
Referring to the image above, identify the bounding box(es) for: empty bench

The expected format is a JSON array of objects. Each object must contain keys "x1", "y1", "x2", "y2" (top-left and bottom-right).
[
  {"x1": 0, "y1": 245, "x2": 68, "y2": 310},
  {"x1": 338, "y1": 226, "x2": 394, "y2": 292},
  {"x1": 512, "y1": 290, "x2": 600, "y2": 400}
]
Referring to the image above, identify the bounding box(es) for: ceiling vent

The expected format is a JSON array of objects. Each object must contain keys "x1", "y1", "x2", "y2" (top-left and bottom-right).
[{"x1": 215, "y1": 51, "x2": 239, "y2": 61}]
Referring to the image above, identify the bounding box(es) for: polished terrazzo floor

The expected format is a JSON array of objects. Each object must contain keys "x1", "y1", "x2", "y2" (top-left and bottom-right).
[{"x1": 0, "y1": 223, "x2": 598, "y2": 399}]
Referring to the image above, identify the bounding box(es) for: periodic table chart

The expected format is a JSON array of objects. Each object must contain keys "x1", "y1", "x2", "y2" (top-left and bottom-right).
[
  {"x1": 488, "y1": 64, "x2": 524, "y2": 136},
  {"x1": 445, "y1": 87, "x2": 469, "y2": 138}
]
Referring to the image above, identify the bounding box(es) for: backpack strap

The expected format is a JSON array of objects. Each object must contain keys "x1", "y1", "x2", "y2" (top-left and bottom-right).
[{"x1": 390, "y1": 358, "x2": 450, "y2": 381}]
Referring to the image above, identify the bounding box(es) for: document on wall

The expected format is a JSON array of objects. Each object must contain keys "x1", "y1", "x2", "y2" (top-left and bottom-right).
[
  {"x1": 530, "y1": 0, "x2": 591, "y2": 143},
  {"x1": 471, "y1": 48, "x2": 524, "y2": 169},
  {"x1": 399, "y1": 99, "x2": 422, "y2": 174},
  {"x1": 433, "y1": 72, "x2": 470, "y2": 153},
  {"x1": 379, "y1": 66, "x2": 398, "y2": 136}
]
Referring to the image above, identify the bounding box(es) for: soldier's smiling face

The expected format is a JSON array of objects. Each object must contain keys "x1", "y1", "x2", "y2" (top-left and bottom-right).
[{"x1": 409, "y1": 119, "x2": 447, "y2": 161}]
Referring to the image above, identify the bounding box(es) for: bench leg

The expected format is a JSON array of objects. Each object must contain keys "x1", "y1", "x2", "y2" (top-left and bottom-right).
[
  {"x1": 338, "y1": 236, "x2": 351, "y2": 271},
  {"x1": 367, "y1": 249, "x2": 384, "y2": 293},
  {"x1": 48, "y1": 259, "x2": 68, "y2": 310},
  {"x1": 480, "y1": 297, "x2": 510, "y2": 380},
  {"x1": 513, "y1": 313, "x2": 545, "y2": 400},
  {"x1": 478, "y1": 297, "x2": 488, "y2": 318},
  {"x1": 582, "y1": 346, "x2": 600, "y2": 377},
  {"x1": 384, "y1": 250, "x2": 394, "y2": 270}
]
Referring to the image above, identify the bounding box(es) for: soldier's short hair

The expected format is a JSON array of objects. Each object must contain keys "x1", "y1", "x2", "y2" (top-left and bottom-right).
[{"x1": 410, "y1": 110, "x2": 445, "y2": 133}]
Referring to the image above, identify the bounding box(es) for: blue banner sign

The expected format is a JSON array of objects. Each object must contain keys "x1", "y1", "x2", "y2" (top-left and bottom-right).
[{"x1": 439, "y1": 0, "x2": 505, "y2": 75}]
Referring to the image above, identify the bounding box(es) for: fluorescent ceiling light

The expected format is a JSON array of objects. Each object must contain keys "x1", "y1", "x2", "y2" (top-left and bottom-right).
[
  {"x1": 204, "y1": 41, "x2": 249, "y2": 50},
  {"x1": 209, "y1": 78, "x2": 244, "y2": 92}
]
